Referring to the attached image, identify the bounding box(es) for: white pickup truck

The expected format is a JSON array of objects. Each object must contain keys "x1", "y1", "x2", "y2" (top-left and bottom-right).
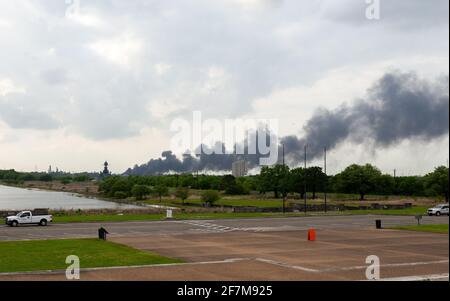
[{"x1": 5, "y1": 211, "x2": 53, "y2": 227}]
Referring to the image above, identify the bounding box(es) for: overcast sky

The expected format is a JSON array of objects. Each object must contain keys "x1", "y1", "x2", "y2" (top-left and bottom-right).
[{"x1": 0, "y1": 0, "x2": 448, "y2": 175}]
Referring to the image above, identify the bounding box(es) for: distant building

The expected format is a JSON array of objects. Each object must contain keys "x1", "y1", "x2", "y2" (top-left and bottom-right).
[
  {"x1": 232, "y1": 160, "x2": 248, "y2": 177},
  {"x1": 102, "y1": 161, "x2": 110, "y2": 176}
]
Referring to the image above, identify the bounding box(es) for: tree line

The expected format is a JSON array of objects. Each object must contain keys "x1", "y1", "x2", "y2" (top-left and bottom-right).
[
  {"x1": 1, "y1": 164, "x2": 448, "y2": 201},
  {"x1": 95, "y1": 164, "x2": 448, "y2": 201},
  {"x1": 0, "y1": 170, "x2": 91, "y2": 184}
]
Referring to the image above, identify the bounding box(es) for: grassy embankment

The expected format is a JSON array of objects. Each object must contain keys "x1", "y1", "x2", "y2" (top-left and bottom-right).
[
  {"x1": 389, "y1": 224, "x2": 449, "y2": 234},
  {"x1": 53, "y1": 206, "x2": 430, "y2": 223},
  {"x1": 0, "y1": 239, "x2": 182, "y2": 273}
]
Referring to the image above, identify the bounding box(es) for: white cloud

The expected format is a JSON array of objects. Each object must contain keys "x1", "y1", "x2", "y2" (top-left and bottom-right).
[
  {"x1": 148, "y1": 99, "x2": 186, "y2": 119},
  {"x1": 89, "y1": 33, "x2": 143, "y2": 67},
  {"x1": 154, "y1": 63, "x2": 172, "y2": 76},
  {"x1": 66, "y1": 12, "x2": 104, "y2": 28},
  {"x1": 0, "y1": 123, "x2": 169, "y2": 173},
  {"x1": 0, "y1": 79, "x2": 25, "y2": 97}
]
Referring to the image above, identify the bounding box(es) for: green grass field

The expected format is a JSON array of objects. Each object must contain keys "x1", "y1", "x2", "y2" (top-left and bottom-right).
[
  {"x1": 52, "y1": 206, "x2": 429, "y2": 223},
  {"x1": 0, "y1": 239, "x2": 183, "y2": 273},
  {"x1": 390, "y1": 224, "x2": 449, "y2": 234},
  {"x1": 343, "y1": 206, "x2": 428, "y2": 216},
  {"x1": 53, "y1": 212, "x2": 300, "y2": 223}
]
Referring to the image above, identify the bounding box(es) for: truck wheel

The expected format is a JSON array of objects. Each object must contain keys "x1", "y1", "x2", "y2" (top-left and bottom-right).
[
  {"x1": 436, "y1": 211, "x2": 441, "y2": 216},
  {"x1": 39, "y1": 219, "x2": 48, "y2": 226},
  {"x1": 11, "y1": 221, "x2": 18, "y2": 227}
]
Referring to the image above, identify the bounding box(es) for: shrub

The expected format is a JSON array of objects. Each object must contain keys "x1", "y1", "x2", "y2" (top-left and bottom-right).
[
  {"x1": 114, "y1": 191, "x2": 128, "y2": 199},
  {"x1": 154, "y1": 184, "x2": 169, "y2": 202},
  {"x1": 131, "y1": 184, "x2": 151, "y2": 200},
  {"x1": 175, "y1": 187, "x2": 190, "y2": 204},
  {"x1": 201, "y1": 190, "x2": 220, "y2": 206}
]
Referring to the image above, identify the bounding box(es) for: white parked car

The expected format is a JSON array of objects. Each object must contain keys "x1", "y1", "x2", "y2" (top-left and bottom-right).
[
  {"x1": 427, "y1": 204, "x2": 449, "y2": 216},
  {"x1": 5, "y1": 211, "x2": 53, "y2": 227}
]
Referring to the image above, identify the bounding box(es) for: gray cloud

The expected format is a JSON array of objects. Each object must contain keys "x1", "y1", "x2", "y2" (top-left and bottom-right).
[
  {"x1": 40, "y1": 69, "x2": 69, "y2": 86},
  {"x1": 0, "y1": 0, "x2": 447, "y2": 140},
  {"x1": 0, "y1": 95, "x2": 60, "y2": 130},
  {"x1": 0, "y1": 1, "x2": 448, "y2": 173},
  {"x1": 282, "y1": 71, "x2": 449, "y2": 162}
]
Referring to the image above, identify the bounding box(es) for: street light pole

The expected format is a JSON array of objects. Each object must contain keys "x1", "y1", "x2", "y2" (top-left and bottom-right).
[
  {"x1": 282, "y1": 143, "x2": 286, "y2": 214},
  {"x1": 324, "y1": 147, "x2": 327, "y2": 213},
  {"x1": 304, "y1": 144, "x2": 307, "y2": 215}
]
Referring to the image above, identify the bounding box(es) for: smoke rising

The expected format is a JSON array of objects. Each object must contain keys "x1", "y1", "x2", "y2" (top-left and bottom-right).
[
  {"x1": 281, "y1": 72, "x2": 449, "y2": 163},
  {"x1": 125, "y1": 72, "x2": 449, "y2": 175}
]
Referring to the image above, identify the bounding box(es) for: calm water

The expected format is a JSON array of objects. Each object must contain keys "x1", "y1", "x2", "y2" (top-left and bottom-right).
[{"x1": 0, "y1": 185, "x2": 141, "y2": 210}]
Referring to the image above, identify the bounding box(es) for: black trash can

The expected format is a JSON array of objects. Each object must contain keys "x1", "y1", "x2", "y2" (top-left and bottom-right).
[
  {"x1": 98, "y1": 227, "x2": 109, "y2": 240},
  {"x1": 376, "y1": 220, "x2": 382, "y2": 229}
]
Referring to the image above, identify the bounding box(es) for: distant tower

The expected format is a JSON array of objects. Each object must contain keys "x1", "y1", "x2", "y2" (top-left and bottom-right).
[
  {"x1": 48, "y1": 165, "x2": 52, "y2": 174},
  {"x1": 103, "y1": 161, "x2": 110, "y2": 175}
]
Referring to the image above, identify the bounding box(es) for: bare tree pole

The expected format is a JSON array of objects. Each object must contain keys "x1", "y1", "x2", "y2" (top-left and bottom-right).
[
  {"x1": 324, "y1": 147, "x2": 327, "y2": 213},
  {"x1": 282, "y1": 143, "x2": 286, "y2": 214},
  {"x1": 304, "y1": 144, "x2": 307, "y2": 215}
]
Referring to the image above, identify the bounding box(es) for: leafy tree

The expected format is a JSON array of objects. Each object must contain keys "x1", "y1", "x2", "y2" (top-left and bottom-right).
[
  {"x1": 201, "y1": 190, "x2": 220, "y2": 206},
  {"x1": 220, "y1": 175, "x2": 248, "y2": 195},
  {"x1": 288, "y1": 168, "x2": 306, "y2": 198},
  {"x1": 39, "y1": 174, "x2": 53, "y2": 182},
  {"x1": 424, "y1": 166, "x2": 449, "y2": 202},
  {"x1": 396, "y1": 176, "x2": 424, "y2": 196},
  {"x1": 305, "y1": 167, "x2": 327, "y2": 199},
  {"x1": 259, "y1": 165, "x2": 290, "y2": 198},
  {"x1": 99, "y1": 176, "x2": 120, "y2": 196},
  {"x1": 131, "y1": 184, "x2": 151, "y2": 200},
  {"x1": 111, "y1": 178, "x2": 132, "y2": 197},
  {"x1": 375, "y1": 174, "x2": 395, "y2": 195},
  {"x1": 335, "y1": 164, "x2": 382, "y2": 200},
  {"x1": 154, "y1": 184, "x2": 169, "y2": 203},
  {"x1": 114, "y1": 191, "x2": 128, "y2": 199},
  {"x1": 19, "y1": 173, "x2": 37, "y2": 181},
  {"x1": 175, "y1": 186, "x2": 190, "y2": 204},
  {"x1": 73, "y1": 175, "x2": 90, "y2": 182},
  {"x1": 180, "y1": 174, "x2": 195, "y2": 188}
]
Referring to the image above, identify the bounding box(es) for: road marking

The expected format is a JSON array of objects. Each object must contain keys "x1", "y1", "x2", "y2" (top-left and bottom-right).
[
  {"x1": 320, "y1": 259, "x2": 450, "y2": 272},
  {"x1": 377, "y1": 273, "x2": 449, "y2": 281},
  {"x1": 254, "y1": 258, "x2": 450, "y2": 274},
  {"x1": 175, "y1": 221, "x2": 239, "y2": 233},
  {"x1": 255, "y1": 258, "x2": 320, "y2": 273}
]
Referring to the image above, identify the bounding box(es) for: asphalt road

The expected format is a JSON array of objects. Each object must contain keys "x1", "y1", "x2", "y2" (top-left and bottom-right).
[{"x1": 0, "y1": 215, "x2": 448, "y2": 241}]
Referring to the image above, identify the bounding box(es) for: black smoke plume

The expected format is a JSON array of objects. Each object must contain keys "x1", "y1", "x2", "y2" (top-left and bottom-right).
[{"x1": 125, "y1": 72, "x2": 449, "y2": 175}]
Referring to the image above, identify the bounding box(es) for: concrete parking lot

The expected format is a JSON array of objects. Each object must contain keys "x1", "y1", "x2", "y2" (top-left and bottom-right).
[
  {"x1": 0, "y1": 215, "x2": 448, "y2": 281},
  {"x1": 0, "y1": 214, "x2": 447, "y2": 241}
]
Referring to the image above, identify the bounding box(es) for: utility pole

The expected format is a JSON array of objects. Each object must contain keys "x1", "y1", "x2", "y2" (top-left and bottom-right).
[
  {"x1": 324, "y1": 147, "x2": 327, "y2": 213},
  {"x1": 282, "y1": 143, "x2": 286, "y2": 214},
  {"x1": 304, "y1": 144, "x2": 307, "y2": 215}
]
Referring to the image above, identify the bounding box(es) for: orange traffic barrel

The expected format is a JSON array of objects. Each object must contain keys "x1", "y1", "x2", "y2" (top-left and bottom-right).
[{"x1": 308, "y1": 228, "x2": 316, "y2": 241}]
